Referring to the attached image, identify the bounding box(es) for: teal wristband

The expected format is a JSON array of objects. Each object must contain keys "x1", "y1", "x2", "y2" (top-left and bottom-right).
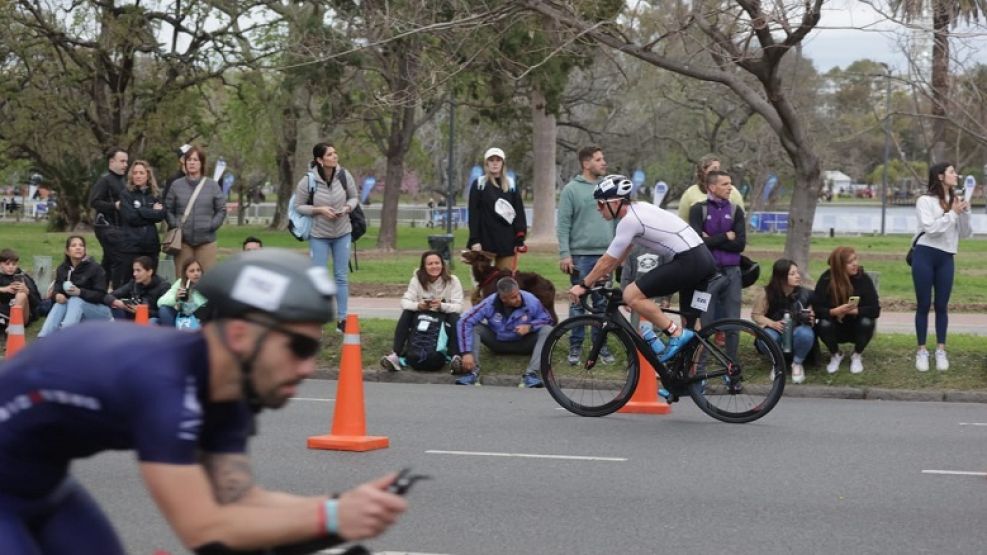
[{"x1": 324, "y1": 499, "x2": 339, "y2": 535}]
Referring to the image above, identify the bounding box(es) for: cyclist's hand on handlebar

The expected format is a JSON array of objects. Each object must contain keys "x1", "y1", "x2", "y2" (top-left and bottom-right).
[
  {"x1": 337, "y1": 474, "x2": 408, "y2": 541},
  {"x1": 567, "y1": 283, "x2": 587, "y2": 304}
]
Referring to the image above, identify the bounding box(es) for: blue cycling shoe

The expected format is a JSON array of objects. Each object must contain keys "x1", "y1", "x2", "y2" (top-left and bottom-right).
[{"x1": 658, "y1": 329, "x2": 695, "y2": 363}]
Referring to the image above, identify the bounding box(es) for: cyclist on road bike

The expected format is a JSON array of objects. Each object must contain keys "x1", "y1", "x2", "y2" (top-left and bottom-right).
[
  {"x1": 567, "y1": 175, "x2": 718, "y2": 362},
  {"x1": 0, "y1": 249, "x2": 407, "y2": 554}
]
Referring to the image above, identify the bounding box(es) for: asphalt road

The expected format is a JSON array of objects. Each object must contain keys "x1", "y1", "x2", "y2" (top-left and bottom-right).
[{"x1": 76, "y1": 380, "x2": 987, "y2": 554}]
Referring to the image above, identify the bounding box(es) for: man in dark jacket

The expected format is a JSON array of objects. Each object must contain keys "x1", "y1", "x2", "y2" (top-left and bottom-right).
[
  {"x1": 89, "y1": 147, "x2": 129, "y2": 287},
  {"x1": 689, "y1": 170, "x2": 747, "y2": 356},
  {"x1": 0, "y1": 249, "x2": 42, "y2": 331}
]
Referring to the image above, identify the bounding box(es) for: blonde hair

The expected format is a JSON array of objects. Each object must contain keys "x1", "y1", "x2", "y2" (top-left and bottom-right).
[
  {"x1": 483, "y1": 156, "x2": 510, "y2": 193},
  {"x1": 695, "y1": 154, "x2": 720, "y2": 193},
  {"x1": 127, "y1": 160, "x2": 160, "y2": 197}
]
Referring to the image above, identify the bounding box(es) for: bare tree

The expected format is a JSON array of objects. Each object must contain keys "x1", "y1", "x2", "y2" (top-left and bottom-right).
[{"x1": 521, "y1": 0, "x2": 826, "y2": 270}]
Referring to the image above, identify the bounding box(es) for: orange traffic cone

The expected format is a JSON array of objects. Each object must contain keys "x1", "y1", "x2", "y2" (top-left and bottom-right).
[
  {"x1": 5, "y1": 305, "x2": 26, "y2": 358},
  {"x1": 308, "y1": 314, "x2": 389, "y2": 452},
  {"x1": 134, "y1": 304, "x2": 150, "y2": 325},
  {"x1": 618, "y1": 350, "x2": 671, "y2": 415}
]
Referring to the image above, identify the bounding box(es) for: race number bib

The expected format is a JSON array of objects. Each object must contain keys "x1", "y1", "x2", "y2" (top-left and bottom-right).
[{"x1": 690, "y1": 291, "x2": 712, "y2": 312}]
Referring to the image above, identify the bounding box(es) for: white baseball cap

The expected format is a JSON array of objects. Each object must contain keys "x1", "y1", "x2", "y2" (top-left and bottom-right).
[{"x1": 484, "y1": 147, "x2": 505, "y2": 161}]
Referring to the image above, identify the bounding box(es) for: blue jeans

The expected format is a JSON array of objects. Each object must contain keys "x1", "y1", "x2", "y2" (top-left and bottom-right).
[
  {"x1": 38, "y1": 297, "x2": 113, "y2": 337},
  {"x1": 762, "y1": 325, "x2": 815, "y2": 364},
  {"x1": 700, "y1": 266, "x2": 743, "y2": 359},
  {"x1": 568, "y1": 255, "x2": 605, "y2": 349},
  {"x1": 310, "y1": 234, "x2": 351, "y2": 321},
  {"x1": 911, "y1": 244, "x2": 954, "y2": 345}
]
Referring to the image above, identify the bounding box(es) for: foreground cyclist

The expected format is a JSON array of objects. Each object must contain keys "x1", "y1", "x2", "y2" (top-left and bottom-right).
[
  {"x1": 568, "y1": 175, "x2": 717, "y2": 362},
  {"x1": 0, "y1": 249, "x2": 406, "y2": 553}
]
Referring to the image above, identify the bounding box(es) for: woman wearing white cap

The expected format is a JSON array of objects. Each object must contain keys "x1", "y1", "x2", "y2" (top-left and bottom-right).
[{"x1": 467, "y1": 147, "x2": 527, "y2": 270}]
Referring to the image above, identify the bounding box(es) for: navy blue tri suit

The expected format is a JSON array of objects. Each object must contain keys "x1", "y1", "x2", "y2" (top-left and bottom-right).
[{"x1": 0, "y1": 322, "x2": 252, "y2": 553}]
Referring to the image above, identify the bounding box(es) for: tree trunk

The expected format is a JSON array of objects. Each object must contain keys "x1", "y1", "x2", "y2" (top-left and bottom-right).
[
  {"x1": 930, "y1": 2, "x2": 950, "y2": 162},
  {"x1": 529, "y1": 87, "x2": 557, "y2": 246},
  {"x1": 785, "y1": 150, "x2": 822, "y2": 274},
  {"x1": 378, "y1": 99, "x2": 417, "y2": 251}
]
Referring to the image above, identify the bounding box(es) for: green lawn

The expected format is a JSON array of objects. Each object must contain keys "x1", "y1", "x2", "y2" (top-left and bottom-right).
[{"x1": 6, "y1": 222, "x2": 987, "y2": 307}]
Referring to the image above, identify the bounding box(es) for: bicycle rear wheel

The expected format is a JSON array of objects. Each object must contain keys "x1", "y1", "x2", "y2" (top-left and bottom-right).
[
  {"x1": 684, "y1": 318, "x2": 785, "y2": 423},
  {"x1": 540, "y1": 316, "x2": 639, "y2": 417}
]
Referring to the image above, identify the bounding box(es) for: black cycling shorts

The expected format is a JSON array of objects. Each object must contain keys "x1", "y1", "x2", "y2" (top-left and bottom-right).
[{"x1": 633, "y1": 245, "x2": 717, "y2": 323}]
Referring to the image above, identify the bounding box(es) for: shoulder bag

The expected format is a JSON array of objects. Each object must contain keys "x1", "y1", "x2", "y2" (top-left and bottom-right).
[
  {"x1": 162, "y1": 180, "x2": 207, "y2": 255},
  {"x1": 905, "y1": 232, "x2": 925, "y2": 267}
]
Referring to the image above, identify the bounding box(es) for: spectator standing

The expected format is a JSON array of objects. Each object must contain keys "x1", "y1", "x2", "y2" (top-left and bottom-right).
[
  {"x1": 676, "y1": 154, "x2": 744, "y2": 221},
  {"x1": 38, "y1": 236, "x2": 113, "y2": 337},
  {"x1": 557, "y1": 145, "x2": 615, "y2": 365},
  {"x1": 0, "y1": 248, "x2": 42, "y2": 332},
  {"x1": 380, "y1": 250, "x2": 464, "y2": 372},
  {"x1": 453, "y1": 277, "x2": 553, "y2": 388},
  {"x1": 812, "y1": 246, "x2": 880, "y2": 374},
  {"x1": 163, "y1": 146, "x2": 226, "y2": 277},
  {"x1": 467, "y1": 148, "x2": 527, "y2": 270},
  {"x1": 157, "y1": 259, "x2": 207, "y2": 328},
  {"x1": 912, "y1": 162, "x2": 973, "y2": 371},
  {"x1": 89, "y1": 147, "x2": 129, "y2": 288},
  {"x1": 751, "y1": 259, "x2": 815, "y2": 384},
  {"x1": 116, "y1": 160, "x2": 165, "y2": 284},
  {"x1": 104, "y1": 256, "x2": 170, "y2": 322},
  {"x1": 294, "y1": 142, "x2": 358, "y2": 333},
  {"x1": 689, "y1": 170, "x2": 746, "y2": 353}
]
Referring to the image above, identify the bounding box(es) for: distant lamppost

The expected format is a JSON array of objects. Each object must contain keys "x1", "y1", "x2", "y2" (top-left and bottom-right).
[
  {"x1": 879, "y1": 63, "x2": 892, "y2": 235},
  {"x1": 445, "y1": 97, "x2": 455, "y2": 235}
]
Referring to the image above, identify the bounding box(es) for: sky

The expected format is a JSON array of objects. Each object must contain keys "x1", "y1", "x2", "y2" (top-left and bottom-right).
[{"x1": 801, "y1": 0, "x2": 987, "y2": 73}]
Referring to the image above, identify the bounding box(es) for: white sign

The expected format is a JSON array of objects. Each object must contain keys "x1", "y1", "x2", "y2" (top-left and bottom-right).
[
  {"x1": 964, "y1": 175, "x2": 976, "y2": 204},
  {"x1": 653, "y1": 181, "x2": 668, "y2": 206}
]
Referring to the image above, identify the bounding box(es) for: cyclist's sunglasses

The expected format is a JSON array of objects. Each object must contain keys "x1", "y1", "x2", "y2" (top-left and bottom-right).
[{"x1": 244, "y1": 318, "x2": 322, "y2": 359}]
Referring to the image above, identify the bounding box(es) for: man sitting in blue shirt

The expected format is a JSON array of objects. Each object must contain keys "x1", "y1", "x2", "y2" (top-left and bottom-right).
[{"x1": 452, "y1": 277, "x2": 554, "y2": 388}]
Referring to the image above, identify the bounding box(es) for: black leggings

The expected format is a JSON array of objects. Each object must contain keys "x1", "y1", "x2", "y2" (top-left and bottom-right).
[
  {"x1": 393, "y1": 310, "x2": 460, "y2": 355},
  {"x1": 816, "y1": 317, "x2": 876, "y2": 355}
]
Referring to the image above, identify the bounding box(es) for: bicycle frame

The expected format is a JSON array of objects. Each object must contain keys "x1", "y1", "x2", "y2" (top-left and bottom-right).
[{"x1": 580, "y1": 287, "x2": 738, "y2": 393}]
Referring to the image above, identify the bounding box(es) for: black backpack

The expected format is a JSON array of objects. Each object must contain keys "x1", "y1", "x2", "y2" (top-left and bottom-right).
[
  {"x1": 334, "y1": 169, "x2": 367, "y2": 242},
  {"x1": 404, "y1": 312, "x2": 449, "y2": 371}
]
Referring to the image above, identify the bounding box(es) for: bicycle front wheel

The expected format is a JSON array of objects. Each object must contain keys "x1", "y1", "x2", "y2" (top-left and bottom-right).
[
  {"x1": 540, "y1": 316, "x2": 639, "y2": 417},
  {"x1": 684, "y1": 318, "x2": 786, "y2": 423}
]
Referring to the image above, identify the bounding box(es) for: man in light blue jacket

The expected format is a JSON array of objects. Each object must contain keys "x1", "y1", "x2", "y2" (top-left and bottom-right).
[{"x1": 452, "y1": 277, "x2": 553, "y2": 388}]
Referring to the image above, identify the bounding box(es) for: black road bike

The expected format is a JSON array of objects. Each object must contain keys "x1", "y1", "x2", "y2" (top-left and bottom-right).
[{"x1": 540, "y1": 285, "x2": 786, "y2": 423}]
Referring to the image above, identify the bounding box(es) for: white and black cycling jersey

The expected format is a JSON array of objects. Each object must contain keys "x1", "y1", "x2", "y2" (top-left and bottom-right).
[{"x1": 606, "y1": 202, "x2": 703, "y2": 260}]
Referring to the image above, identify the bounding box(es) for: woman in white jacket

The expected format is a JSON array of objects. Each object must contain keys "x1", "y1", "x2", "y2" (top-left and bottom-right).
[
  {"x1": 380, "y1": 251, "x2": 464, "y2": 371},
  {"x1": 912, "y1": 162, "x2": 972, "y2": 372}
]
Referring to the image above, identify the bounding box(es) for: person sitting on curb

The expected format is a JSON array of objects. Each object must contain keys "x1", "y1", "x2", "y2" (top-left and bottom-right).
[
  {"x1": 380, "y1": 250, "x2": 464, "y2": 372},
  {"x1": 0, "y1": 248, "x2": 42, "y2": 334},
  {"x1": 451, "y1": 277, "x2": 553, "y2": 388},
  {"x1": 751, "y1": 259, "x2": 816, "y2": 384},
  {"x1": 812, "y1": 246, "x2": 880, "y2": 375}
]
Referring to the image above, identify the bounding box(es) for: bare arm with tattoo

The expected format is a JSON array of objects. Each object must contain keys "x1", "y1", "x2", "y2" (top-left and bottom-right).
[{"x1": 140, "y1": 457, "x2": 408, "y2": 550}]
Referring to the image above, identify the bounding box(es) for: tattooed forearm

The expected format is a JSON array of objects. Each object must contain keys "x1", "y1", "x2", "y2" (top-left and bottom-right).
[{"x1": 202, "y1": 453, "x2": 254, "y2": 504}]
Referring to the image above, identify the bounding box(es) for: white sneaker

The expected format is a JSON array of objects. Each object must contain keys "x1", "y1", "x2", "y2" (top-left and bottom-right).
[
  {"x1": 935, "y1": 349, "x2": 949, "y2": 371},
  {"x1": 916, "y1": 350, "x2": 929, "y2": 372},
  {"x1": 850, "y1": 353, "x2": 864, "y2": 374},
  {"x1": 791, "y1": 363, "x2": 805, "y2": 384},
  {"x1": 826, "y1": 352, "x2": 843, "y2": 374}
]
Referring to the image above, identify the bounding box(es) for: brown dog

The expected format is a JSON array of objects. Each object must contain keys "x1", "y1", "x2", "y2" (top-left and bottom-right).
[{"x1": 460, "y1": 249, "x2": 558, "y2": 323}]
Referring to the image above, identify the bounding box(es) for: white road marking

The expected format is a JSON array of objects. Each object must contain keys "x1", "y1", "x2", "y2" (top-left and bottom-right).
[
  {"x1": 426, "y1": 449, "x2": 626, "y2": 462},
  {"x1": 291, "y1": 397, "x2": 335, "y2": 402},
  {"x1": 322, "y1": 550, "x2": 449, "y2": 555},
  {"x1": 922, "y1": 470, "x2": 987, "y2": 477},
  {"x1": 958, "y1": 422, "x2": 987, "y2": 426}
]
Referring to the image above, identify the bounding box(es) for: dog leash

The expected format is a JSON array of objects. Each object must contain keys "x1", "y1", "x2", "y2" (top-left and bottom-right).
[{"x1": 511, "y1": 245, "x2": 527, "y2": 277}]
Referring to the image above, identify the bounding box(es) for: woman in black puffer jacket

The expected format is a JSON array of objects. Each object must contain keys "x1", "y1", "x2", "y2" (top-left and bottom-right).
[{"x1": 116, "y1": 160, "x2": 165, "y2": 287}]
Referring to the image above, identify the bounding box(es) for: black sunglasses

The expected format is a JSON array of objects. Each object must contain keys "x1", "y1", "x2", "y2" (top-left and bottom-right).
[{"x1": 245, "y1": 318, "x2": 322, "y2": 359}]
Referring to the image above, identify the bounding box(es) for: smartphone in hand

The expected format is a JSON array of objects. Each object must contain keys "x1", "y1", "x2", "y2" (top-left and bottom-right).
[{"x1": 848, "y1": 296, "x2": 860, "y2": 306}]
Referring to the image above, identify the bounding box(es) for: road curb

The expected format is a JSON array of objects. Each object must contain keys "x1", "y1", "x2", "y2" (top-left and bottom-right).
[{"x1": 311, "y1": 367, "x2": 987, "y2": 403}]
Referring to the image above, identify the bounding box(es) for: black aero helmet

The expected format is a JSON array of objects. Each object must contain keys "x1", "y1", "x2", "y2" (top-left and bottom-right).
[
  {"x1": 197, "y1": 248, "x2": 336, "y2": 324},
  {"x1": 593, "y1": 174, "x2": 634, "y2": 201}
]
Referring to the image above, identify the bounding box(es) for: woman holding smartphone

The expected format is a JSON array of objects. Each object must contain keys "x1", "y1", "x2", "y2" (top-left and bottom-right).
[
  {"x1": 157, "y1": 258, "x2": 207, "y2": 328},
  {"x1": 39, "y1": 236, "x2": 113, "y2": 337},
  {"x1": 912, "y1": 162, "x2": 972, "y2": 371},
  {"x1": 812, "y1": 246, "x2": 880, "y2": 375}
]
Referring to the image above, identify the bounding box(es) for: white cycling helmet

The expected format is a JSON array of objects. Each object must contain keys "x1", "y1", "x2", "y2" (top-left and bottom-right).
[{"x1": 593, "y1": 174, "x2": 634, "y2": 201}]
